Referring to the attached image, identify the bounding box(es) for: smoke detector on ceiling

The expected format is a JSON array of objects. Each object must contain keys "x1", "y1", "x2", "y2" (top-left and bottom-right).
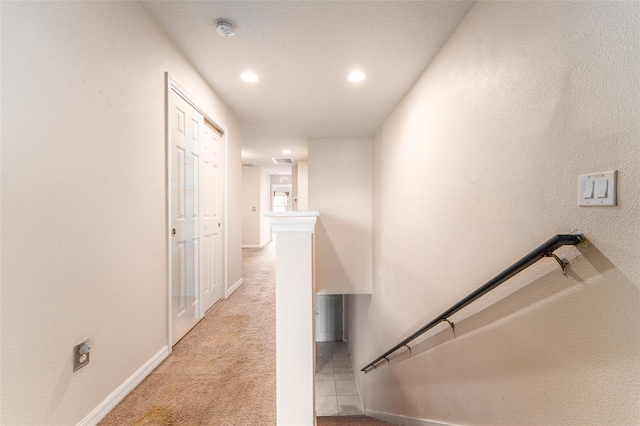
[{"x1": 215, "y1": 19, "x2": 236, "y2": 38}]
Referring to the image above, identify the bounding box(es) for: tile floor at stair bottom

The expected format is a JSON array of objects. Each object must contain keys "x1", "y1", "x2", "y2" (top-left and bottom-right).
[{"x1": 315, "y1": 342, "x2": 363, "y2": 416}]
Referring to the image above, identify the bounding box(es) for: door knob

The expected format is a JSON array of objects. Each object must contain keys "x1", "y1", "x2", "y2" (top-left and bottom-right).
[
  {"x1": 172, "y1": 228, "x2": 176, "y2": 236},
  {"x1": 218, "y1": 223, "x2": 221, "y2": 228}
]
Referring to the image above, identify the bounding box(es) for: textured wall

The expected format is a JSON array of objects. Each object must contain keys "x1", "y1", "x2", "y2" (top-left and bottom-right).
[
  {"x1": 1, "y1": 2, "x2": 242, "y2": 424},
  {"x1": 259, "y1": 169, "x2": 272, "y2": 246},
  {"x1": 297, "y1": 160, "x2": 309, "y2": 211},
  {"x1": 242, "y1": 167, "x2": 262, "y2": 247},
  {"x1": 309, "y1": 139, "x2": 372, "y2": 294},
  {"x1": 350, "y1": 1, "x2": 640, "y2": 424},
  {"x1": 292, "y1": 165, "x2": 299, "y2": 211},
  {"x1": 242, "y1": 165, "x2": 272, "y2": 249}
]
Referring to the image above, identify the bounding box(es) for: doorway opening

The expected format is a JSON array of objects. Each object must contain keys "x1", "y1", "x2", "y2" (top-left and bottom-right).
[
  {"x1": 315, "y1": 295, "x2": 345, "y2": 342},
  {"x1": 315, "y1": 295, "x2": 363, "y2": 416},
  {"x1": 272, "y1": 184, "x2": 292, "y2": 212}
]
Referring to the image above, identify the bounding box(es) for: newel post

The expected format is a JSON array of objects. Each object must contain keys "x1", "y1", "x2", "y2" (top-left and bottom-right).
[{"x1": 265, "y1": 211, "x2": 319, "y2": 426}]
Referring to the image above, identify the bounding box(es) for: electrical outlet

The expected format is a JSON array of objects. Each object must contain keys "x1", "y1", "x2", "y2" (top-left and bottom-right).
[{"x1": 73, "y1": 340, "x2": 91, "y2": 372}]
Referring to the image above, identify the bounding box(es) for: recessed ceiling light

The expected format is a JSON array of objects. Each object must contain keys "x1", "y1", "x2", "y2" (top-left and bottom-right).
[
  {"x1": 241, "y1": 72, "x2": 259, "y2": 83},
  {"x1": 282, "y1": 149, "x2": 292, "y2": 155},
  {"x1": 348, "y1": 70, "x2": 365, "y2": 82},
  {"x1": 215, "y1": 19, "x2": 236, "y2": 38}
]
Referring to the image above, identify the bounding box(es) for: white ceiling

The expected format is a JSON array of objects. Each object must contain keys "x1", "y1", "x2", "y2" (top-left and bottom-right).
[{"x1": 143, "y1": 1, "x2": 475, "y2": 172}]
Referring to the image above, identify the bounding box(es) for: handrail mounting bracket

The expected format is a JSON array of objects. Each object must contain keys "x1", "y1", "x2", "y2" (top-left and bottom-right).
[
  {"x1": 443, "y1": 318, "x2": 455, "y2": 334},
  {"x1": 547, "y1": 252, "x2": 569, "y2": 275}
]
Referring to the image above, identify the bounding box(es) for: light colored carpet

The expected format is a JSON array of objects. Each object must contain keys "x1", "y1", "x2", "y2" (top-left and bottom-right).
[
  {"x1": 100, "y1": 245, "x2": 276, "y2": 425},
  {"x1": 100, "y1": 243, "x2": 388, "y2": 425}
]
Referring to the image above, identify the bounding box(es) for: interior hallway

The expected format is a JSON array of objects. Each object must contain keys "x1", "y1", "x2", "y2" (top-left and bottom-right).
[
  {"x1": 100, "y1": 245, "x2": 277, "y2": 425},
  {"x1": 99, "y1": 242, "x2": 393, "y2": 425}
]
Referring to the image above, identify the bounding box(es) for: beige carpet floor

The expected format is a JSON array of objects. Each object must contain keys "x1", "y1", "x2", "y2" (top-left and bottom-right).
[
  {"x1": 101, "y1": 243, "x2": 390, "y2": 425},
  {"x1": 100, "y1": 245, "x2": 276, "y2": 425}
]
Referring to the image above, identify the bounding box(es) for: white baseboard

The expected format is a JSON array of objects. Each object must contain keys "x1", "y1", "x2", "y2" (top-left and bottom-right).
[
  {"x1": 366, "y1": 409, "x2": 450, "y2": 426},
  {"x1": 78, "y1": 346, "x2": 170, "y2": 426},
  {"x1": 225, "y1": 277, "x2": 244, "y2": 298},
  {"x1": 242, "y1": 239, "x2": 271, "y2": 249}
]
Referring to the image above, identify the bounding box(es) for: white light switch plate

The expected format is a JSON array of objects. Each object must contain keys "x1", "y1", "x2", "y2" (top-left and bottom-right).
[{"x1": 578, "y1": 170, "x2": 617, "y2": 206}]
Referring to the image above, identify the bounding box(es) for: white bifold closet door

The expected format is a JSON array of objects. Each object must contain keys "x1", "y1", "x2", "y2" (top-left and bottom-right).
[
  {"x1": 201, "y1": 121, "x2": 224, "y2": 312},
  {"x1": 169, "y1": 88, "x2": 223, "y2": 345}
]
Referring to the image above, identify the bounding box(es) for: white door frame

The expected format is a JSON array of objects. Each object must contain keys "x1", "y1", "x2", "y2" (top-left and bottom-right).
[{"x1": 165, "y1": 73, "x2": 228, "y2": 350}]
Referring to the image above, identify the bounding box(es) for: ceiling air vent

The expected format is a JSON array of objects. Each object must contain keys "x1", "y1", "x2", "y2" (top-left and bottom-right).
[{"x1": 272, "y1": 158, "x2": 294, "y2": 165}]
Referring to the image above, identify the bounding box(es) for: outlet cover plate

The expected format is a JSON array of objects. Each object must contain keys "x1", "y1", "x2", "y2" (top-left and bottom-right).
[{"x1": 73, "y1": 342, "x2": 90, "y2": 372}]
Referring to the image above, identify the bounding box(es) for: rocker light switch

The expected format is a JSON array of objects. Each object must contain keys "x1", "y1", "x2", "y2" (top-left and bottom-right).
[
  {"x1": 583, "y1": 180, "x2": 594, "y2": 199},
  {"x1": 596, "y1": 179, "x2": 608, "y2": 198},
  {"x1": 579, "y1": 171, "x2": 617, "y2": 206}
]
